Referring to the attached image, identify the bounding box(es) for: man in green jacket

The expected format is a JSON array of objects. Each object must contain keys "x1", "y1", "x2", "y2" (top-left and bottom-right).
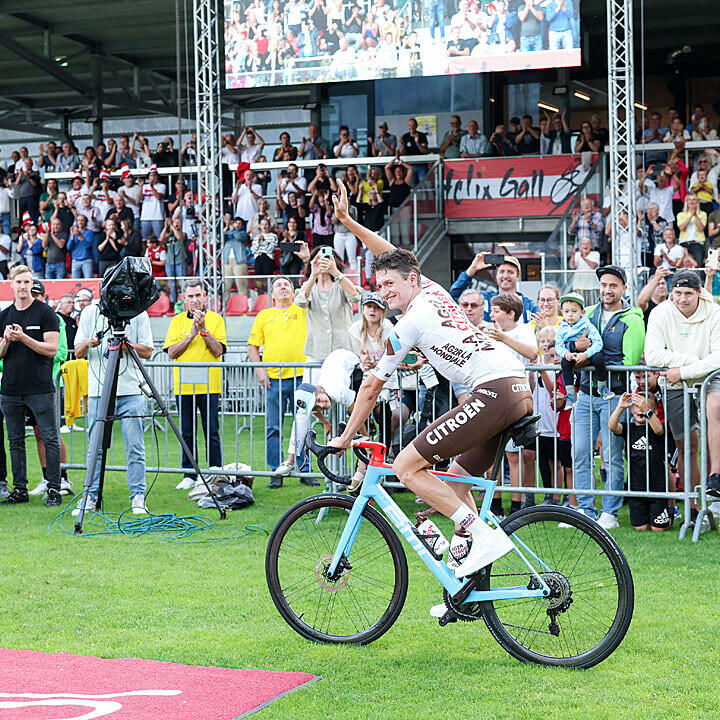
[{"x1": 569, "y1": 266, "x2": 646, "y2": 530}]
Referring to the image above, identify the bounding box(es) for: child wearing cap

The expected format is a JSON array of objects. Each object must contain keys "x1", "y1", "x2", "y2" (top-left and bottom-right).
[{"x1": 555, "y1": 292, "x2": 612, "y2": 406}]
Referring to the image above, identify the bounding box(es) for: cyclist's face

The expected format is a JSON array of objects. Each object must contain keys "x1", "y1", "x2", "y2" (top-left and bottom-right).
[{"x1": 376, "y1": 268, "x2": 418, "y2": 311}]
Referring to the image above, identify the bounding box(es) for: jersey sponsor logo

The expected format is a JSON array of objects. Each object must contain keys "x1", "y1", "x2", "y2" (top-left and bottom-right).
[
  {"x1": 429, "y1": 342, "x2": 472, "y2": 365},
  {"x1": 425, "y1": 398, "x2": 486, "y2": 445},
  {"x1": 511, "y1": 383, "x2": 531, "y2": 393},
  {"x1": 474, "y1": 388, "x2": 498, "y2": 399}
]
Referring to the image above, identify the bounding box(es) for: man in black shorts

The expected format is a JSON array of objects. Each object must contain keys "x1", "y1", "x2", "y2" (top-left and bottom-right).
[{"x1": 329, "y1": 181, "x2": 533, "y2": 582}]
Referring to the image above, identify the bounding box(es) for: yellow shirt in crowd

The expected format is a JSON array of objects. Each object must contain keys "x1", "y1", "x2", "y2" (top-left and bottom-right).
[
  {"x1": 163, "y1": 310, "x2": 227, "y2": 395},
  {"x1": 247, "y1": 303, "x2": 307, "y2": 379}
]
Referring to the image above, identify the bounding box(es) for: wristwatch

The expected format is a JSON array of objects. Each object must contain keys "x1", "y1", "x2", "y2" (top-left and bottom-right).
[
  {"x1": 644, "y1": 409, "x2": 654, "y2": 419},
  {"x1": 334, "y1": 273, "x2": 344, "y2": 283}
]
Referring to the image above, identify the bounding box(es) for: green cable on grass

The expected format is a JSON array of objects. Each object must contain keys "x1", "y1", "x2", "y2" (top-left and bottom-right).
[{"x1": 47, "y1": 494, "x2": 268, "y2": 544}]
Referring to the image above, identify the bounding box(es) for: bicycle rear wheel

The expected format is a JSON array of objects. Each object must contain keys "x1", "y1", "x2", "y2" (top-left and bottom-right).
[
  {"x1": 266, "y1": 494, "x2": 408, "y2": 645},
  {"x1": 479, "y1": 506, "x2": 634, "y2": 668}
]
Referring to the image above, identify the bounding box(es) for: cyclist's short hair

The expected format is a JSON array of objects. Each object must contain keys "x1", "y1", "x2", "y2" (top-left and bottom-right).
[
  {"x1": 9, "y1": 264, "x2": 31, "y2": 280},
  {"x1": 491, "y1": 292, "x2": 523, "y2": 321},
  {"x1": 372, "y1": 248, "x2": 421, "y2": 285}
]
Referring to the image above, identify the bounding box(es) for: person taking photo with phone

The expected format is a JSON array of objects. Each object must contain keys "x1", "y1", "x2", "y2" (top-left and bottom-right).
[{"x1": 450, "y1": 252, "x2": 539, "y2": 323}]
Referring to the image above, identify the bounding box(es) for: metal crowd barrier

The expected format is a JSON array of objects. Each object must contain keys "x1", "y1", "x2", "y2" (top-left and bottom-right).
[{"x1": 59, "y1": 359, "x2": 717, "y2": 542}]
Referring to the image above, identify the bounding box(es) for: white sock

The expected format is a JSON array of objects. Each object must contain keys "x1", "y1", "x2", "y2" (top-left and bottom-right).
[{"x1": 450, "y1": 504, "x2": 489, "y2": 538}]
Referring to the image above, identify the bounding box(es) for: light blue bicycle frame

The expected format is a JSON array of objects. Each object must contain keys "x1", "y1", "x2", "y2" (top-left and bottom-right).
[{"x1": 326, "y1": 465, "x2": 553, "y2": 604}]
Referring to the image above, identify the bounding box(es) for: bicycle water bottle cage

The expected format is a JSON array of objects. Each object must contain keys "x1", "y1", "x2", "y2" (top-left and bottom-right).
[{"x1": 508, "y1": 414, "x2": 541, "y2": 448}]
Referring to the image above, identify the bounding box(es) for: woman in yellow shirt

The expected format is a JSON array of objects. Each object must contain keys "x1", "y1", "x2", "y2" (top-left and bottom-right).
[
  {"x1": 676, "y1": 192, "x2": 707, "y2": 266},
  {"x1": 357, "y1": 166, "x2": 384, "y2": 205}
]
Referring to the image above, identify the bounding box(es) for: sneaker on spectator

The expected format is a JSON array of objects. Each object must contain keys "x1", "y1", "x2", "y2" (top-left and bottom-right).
[
  {"x1": 558, "y1": 507, "x2": 597, "y2": 528},
  {"x1": 60, "y1": 425, "x2": 73, "y2": 434},
  {"x1": 188, "y1": 479, "x2": 210, "y2": 501},
  {"x1": 706, "y1": 473, "x2": 720, "y2": 498},
  {"x1": 60, "y1": 477, "x2": 73, "y2": 495},
  {"x1": 131, "y1": 494, "x2": 148, "y2": 515},
  {"x1": 71, "y1": 494, "x2": 97, "y2": 517},
  {"x1": 598, "y1": 511, "x2": 620, "y2": 530},
  {"x1": 28, "y1": 478, "x2": 48, "y2": 496},
  {"x1": 709, "y1": 502, "x2": 720, "y2": 519},
  {"x1": 274, "y1": 460, "x2": 294, "y2": 477},
  {"x1": 176, "y1": 476, "x2": 195, "y2": 490},
  {"x1": 300, "y1": 477, "x2": 320, "y2": 486},
  {"x1": 0, "y1": 488, "x2": 29, "y2": 505},
  {"x1": 45, "y1": 489, "x2": 62, "y2": 507},
  {"x1": 268, "y1": 476, "x2": 283, "y2": 489},
  {"x1": 0, "y1": 481, "x2": 9, "y2": 499},
  {"x1": 669, "y1": 505, "x2": 682, "y2": 523}
]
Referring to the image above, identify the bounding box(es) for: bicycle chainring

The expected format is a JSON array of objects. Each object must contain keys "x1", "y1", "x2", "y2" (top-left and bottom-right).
[{"x1": 442, "y1": 589, "x2": 483, "y2": 622}]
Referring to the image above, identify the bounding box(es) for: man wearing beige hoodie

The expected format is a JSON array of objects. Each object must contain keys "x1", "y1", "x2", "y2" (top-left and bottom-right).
[{"x1": 645, "y1": 269, "x2": 720, "y2": 500}]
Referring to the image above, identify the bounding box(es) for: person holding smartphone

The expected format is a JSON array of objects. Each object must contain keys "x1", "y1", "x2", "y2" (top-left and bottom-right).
[{"x1": 273, "y1": 246, "x2": 361, "y2": 479}]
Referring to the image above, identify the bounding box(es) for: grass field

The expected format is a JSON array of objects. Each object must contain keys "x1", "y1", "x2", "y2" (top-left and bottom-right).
[{"x1": 2, "y1": 426, "x2": 719, "y2": 720}]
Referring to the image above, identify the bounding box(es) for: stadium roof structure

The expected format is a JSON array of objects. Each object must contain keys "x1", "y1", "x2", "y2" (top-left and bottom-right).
[{"x1": 0, "y1": 0, "x2": 718, "y2": 136}]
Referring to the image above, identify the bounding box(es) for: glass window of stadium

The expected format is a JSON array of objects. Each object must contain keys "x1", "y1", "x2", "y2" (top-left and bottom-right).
[
  {"x1": 322, "y1": 91, "x2": 369, "y2": 153},
  {"x1": 374, "y1": 75, "x2": 486, "y2": 141}
]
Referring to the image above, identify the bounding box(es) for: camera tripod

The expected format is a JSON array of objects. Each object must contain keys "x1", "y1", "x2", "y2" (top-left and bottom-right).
[{"x1": 74, "y1": 326, "x2": 226, "y2": 534}]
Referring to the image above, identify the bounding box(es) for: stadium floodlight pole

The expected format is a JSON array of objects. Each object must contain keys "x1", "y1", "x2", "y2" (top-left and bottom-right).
[
  {"x1": 193, "y1": 0, "x2": 223, "y2": 310},
  {"x1": 606, "y1": 0, "x2": 638, "y2": 300}
]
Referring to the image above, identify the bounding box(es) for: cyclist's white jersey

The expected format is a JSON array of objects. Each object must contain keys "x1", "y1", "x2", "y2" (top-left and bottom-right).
[{"x1": 372, "y1": 276, "x2": 526, "y2": 389}]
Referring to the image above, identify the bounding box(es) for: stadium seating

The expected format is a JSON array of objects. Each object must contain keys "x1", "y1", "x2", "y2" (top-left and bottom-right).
[
  {"x1": 226, "y1": 293, "x2": 250, "y2": 316},
  {"x1": 248, "y1": 293, "x2": 269, "y2": 316},
  {"x1": 147, "y1": 295, "x2": 171, "y2": 316}
]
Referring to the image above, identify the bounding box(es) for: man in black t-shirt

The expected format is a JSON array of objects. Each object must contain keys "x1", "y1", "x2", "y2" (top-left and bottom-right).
[
  {"x1": 400, "y1": 117, "x2": 429, "y2": 156},
  {"x1": 0, "y1": 265, "x2": 62, "y2": 506},
  {"x1": 400, "y1": 118, "x2": 429, "y2": 183}
]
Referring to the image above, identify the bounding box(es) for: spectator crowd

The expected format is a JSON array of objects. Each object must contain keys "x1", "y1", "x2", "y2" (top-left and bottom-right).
[
  {"x1": 224, "y1": 0, "x2": 581, "y2": 88},
  {"x1": 1, "y1": 104, "x2": 720, "y2": 533}
]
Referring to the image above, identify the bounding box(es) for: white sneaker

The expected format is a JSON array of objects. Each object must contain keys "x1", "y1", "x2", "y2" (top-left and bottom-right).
[
  {"x1": 60, "y1": 425, "x2": 72, "y2": 434},
  {"x1": 131, "y1": 494, "x2": 148, "y2": 515},
  {"x1": 176, "y1": 476, "x2": 195, "y2": 490},
  {"x1": 455, "y1": 523, "x2": 515, "y2": 578},
  {"x1": 430, "y1": 602, "x2": 448, "y2": 618},
  {"x1": 28, "y1": 478, "x2": 48, "y2": 496},
  {"x1": 60, "y1": 477, "x2": 73, "y2": 495},
  {"x1": 598, "y1": 511, "x2": 620, "y2": 530},
  {"x1": 188, "y1": 478, "x2": 210, "y2": 500},
  {"x1": 274, "y1": 460, "x2": 295, "y2": 477},
  {"x1": 558, "y1": 508, "x2": 596, "y2": 528},
  {"x1": 71, "y1": 494, "x2": 97, "y2": 517}
]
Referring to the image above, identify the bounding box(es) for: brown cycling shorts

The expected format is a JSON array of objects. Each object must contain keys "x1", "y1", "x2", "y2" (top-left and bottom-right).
[{"x1": 413, "y1": 376, "x2": 534, "y2": 476}]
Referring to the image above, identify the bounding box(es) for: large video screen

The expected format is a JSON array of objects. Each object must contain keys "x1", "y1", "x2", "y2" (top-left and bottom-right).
[{"x1": 224, "y1": 0, "x2": 581, "y2": 90}]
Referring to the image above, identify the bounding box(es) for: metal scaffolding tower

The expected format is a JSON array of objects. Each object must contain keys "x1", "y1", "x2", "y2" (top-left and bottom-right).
[
  {"x1": 606, "y1": 0, "x2": 638, "y2": 299},
  {"x1": 193, "y1": 0, "x2": 223, "y2": 308}
]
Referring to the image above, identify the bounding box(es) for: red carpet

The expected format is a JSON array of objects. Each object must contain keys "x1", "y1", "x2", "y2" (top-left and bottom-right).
[{"x1": 0, "y1": 648, "x2": 317, "y2": 719}]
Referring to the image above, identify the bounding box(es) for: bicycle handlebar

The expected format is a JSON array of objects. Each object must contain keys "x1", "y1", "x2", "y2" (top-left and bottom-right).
[
  {"x1": 305, "y1": 431, "x2": 351, "y2": 485},
  {"x1": 305, "y1": 431, "x2": 373, "y2": 485}
]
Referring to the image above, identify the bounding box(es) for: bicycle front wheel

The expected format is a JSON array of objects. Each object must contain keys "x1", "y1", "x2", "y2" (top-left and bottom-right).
[
  {"x1": 479, "y1": 506, "x2": 634, "y2": 668},
  {"x1": 266, "y1": 494, "x2": 408, "y2": 645}
]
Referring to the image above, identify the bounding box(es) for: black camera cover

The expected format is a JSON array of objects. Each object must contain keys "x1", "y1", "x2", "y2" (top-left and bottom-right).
[{"x1": 99, "y1": 256, "x2": 160, "y2": 327}]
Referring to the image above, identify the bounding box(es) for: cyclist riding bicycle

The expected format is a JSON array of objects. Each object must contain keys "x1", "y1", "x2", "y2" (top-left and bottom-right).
[{"x1": 328, "y1": 179, "x2": 534, "y2": 587}]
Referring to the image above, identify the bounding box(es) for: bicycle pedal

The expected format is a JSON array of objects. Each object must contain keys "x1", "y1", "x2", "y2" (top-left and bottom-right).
[{"x1": 438, "y1": 611, "x2": 457, "y2": 627}]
